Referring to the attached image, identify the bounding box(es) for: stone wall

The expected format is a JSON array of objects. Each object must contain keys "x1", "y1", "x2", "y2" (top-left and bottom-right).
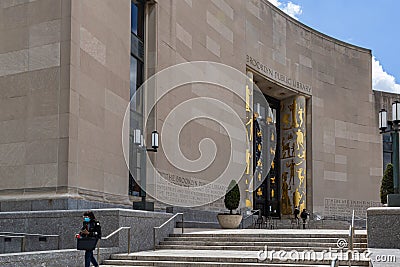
[
  {"x1": 324, "y1": 198, "x2": 381, "y2": 217},
  {"x1": 367, "y1": 207, "x2": 400, "y2": 248},
  {"x1": 0, "y1": 247, "x2": 119, "y2": 267},
  {"x1": 0, "y1": 209, "x2": 173, "y2": 252},
  {"x1": 156, "y1": 0, "x2": 381, "y2": 217}
]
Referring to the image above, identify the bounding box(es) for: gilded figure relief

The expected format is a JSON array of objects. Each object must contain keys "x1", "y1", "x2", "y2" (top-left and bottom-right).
[
  {"x1": 298, "y1": 150, "x2": 306, "y2": 160},
  {"x1": 286, "y1": 159, "x2": 296, "y2": 187},
  {"x1": 246, "y1": 198, "x2": 252, "y2": 207},
  {"x1": 295, "y1": 129, "x2": 304, "y2": 150},
  {"x1": 300, "y1": 201, "x2": 306, "y2": 213},
  {"x1": 245, "y1": 85, "x2": 251, "y2": 112},
  {"x1": 298, "y1": 107, "x2": 304, "y2": 127},
  {"x1": 281, "y1": 176, "x2": 292, "y2": 215},
  {"x1": 282, "y1": 137, "x2": 292, "y2": 159},
  {"x1": 280, "y1": 96, "x2": 307, "y2": 216},
  {"x1": 245, "y1": 149, "x2": 251, "y2": 174},
  {"x1": 293, "y1": 188, "x2": 302, "y2": 208},
  {"x1": 289, "y1": 99, "x2": 299, "y2": 128},
  {"x1": 297, "y1": 168, "x2": 305, "y2": 188},
  {"x1": 257, "y1": 187, "x2": 263, "y2": 196},
  {"x1": 245, "y1": 117, "x2": 253, "y2": 141},
  {"x1": 282, "y1": 113, "x2": 291, "y2": 130}
]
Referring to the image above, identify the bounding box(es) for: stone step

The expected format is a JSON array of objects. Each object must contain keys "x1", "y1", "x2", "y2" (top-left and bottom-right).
[
  {"x1": 159, "y1": 241, "x2": 367, "y2": 248},
  {"x1": 164, "y1": 239, "x2": 367, "y2": 243},
  {"x1": 102, "y1": 230, "x2": 369, "y2": 266},
  {"x1": 175, "y1": 221, "x2": 221, "y2": 229},
  {"x1": 170, "y1": 233, "x2": 367, "y2": 238},
  {"x1": 107, "y1": 252, "x2": 369, "y2": 266},
  {"x1": 101, "y1": 260, "x2": 366, "y2": 266},
  {"x1": 155, "y1": 244, "x2": 368, "y2": 251}
]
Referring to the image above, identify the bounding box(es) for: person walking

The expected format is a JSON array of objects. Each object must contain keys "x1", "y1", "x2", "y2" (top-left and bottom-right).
[
  {"x1": 79, "y1": 211, "x2": 102, "y2": 267},
  {"x1": 293, "y1": 206, "x2": 300, "y2": 220},
  {"x1": 300, "y1": 209, "x2": 310, "y2": 229}
]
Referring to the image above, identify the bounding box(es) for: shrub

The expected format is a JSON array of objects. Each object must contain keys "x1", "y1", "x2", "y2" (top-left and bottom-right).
[
  {"x1": 381, "y1": 163, "x2": 394, "y2": 204},
  {"x1": 224, "y1": 180, "x2": 240, "y2": 214}
]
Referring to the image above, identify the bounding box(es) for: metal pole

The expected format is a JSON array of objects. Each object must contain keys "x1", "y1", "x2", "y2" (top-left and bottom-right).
[
  {"x1": 153, "y1": 227, "x2": 156, "y2": 250},
  {"x1": 393, "y1": 132, "x2": 400, "y2": 194},
  {"x1": 21, "y1": 236, "x2": 26, "y2": 252},
  {"x1": 127, "y1": 228, "x2": 131, "y2": 254},
  {"x1": 97, "y1": 239, "x2": 100, "y2": 263},
  {"x1": 181, "y1": 214, "x2": 184, "y2": 234}
]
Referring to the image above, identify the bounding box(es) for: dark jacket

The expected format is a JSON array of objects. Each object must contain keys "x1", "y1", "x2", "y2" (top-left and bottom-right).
[
  {"x1": 294, "y1": 208, "x2": 300, "y2": 217},
  {"x1": 300, "y1": 210, "x2": 309, "y2": 220},
  {"x1": 81, "y1": 220, "x2": 102, "y2": 239}
]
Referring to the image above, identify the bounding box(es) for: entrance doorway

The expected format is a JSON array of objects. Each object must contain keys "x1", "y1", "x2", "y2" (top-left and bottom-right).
[
  {"x1": 253, "y1": 95, "x2": 281, "y2": 218},
  {"x1": 251, "y1": 70, "x2": 308, "y2": 219}
]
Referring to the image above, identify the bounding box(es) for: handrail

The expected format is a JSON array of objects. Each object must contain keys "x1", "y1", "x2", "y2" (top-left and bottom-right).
[
  {"x1": 347, "y1": 210, "x2": 355, "y2": 267},
  {"x1": 241, "y1": 209, "x2": 260, "y2": 229},
  {"x1": 0, "y1": 232, "x2": 59, "y2": 237},
  {"x1": 0, "y1": 235, "x2": 25, "y2": 252},
  {"x1": 102, "y1": 227, "x2": 131, "y2": 240},
  {"x1": 153, "y1": 213, "x2": 183, "y2": 250},
  {"x1": 0, "y1": 232, "x2": 60, "y2": 251},
  {"x1": 97, "y1": 226, "x2": 131, "y2": 263},
  {"x1": 330, "y1": 258, "x2": 339, "y2": 267}
]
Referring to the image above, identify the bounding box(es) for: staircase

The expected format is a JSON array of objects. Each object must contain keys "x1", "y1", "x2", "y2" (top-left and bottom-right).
[{"x1": 101, "y1": 229, "x2": 370, "y2": 266}]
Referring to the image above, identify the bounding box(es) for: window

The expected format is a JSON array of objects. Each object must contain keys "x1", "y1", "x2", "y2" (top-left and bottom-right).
[
  {"x1": 129, "y1": 0, "x2": 145, "y2": 197},
  {"x1": 131, "y1": 0, "x2": 144, "y2": 39}
]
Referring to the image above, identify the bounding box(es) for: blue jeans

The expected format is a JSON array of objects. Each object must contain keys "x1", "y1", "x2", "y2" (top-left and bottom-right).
[{"x1": 85, "y1": 250, "x2": 98, "y2": 267}]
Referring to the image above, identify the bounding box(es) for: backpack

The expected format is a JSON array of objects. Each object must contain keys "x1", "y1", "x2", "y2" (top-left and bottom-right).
[{"x1": 93, "y1": 220, "x2": 102, "y2": 239}]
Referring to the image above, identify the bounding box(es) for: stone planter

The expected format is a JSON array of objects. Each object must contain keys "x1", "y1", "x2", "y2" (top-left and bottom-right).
[{"x1": 217, "y1": 214, "x2": 243, "y2": 229}]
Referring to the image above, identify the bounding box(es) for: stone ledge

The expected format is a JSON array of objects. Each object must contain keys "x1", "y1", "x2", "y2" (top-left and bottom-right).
[
  {"x1": 0, "y1": 208, "x2": 172, "y2": 219},
  {"x1": 0, "y1": 247, "x2": 119, "y2": 267},
  {"x1": 0, "y1": 209, "x2": 174, "y2": 251},
  {"x1": 367, "y1": 207, "x2": 400, "y2": 249},
  {"x1": 367, "y1": 207, "x2": 400, "y2": 215}
]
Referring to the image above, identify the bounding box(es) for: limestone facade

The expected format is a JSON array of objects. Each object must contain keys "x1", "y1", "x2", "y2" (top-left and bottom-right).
[{"x1": 0, "y1": 0, "x2": 383, "y2": 216}]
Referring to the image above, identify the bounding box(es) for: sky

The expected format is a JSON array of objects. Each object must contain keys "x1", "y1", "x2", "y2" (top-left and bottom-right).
[{"x1": 269, "y1": 0, "x2": 400, "y2": 93}]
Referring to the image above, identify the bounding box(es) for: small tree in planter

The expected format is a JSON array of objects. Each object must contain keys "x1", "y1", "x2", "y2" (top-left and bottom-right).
[
  {"x1": 224, "y1": 180, "x2": 240, "y2": 214},
  {"x1": 381, "y1": 163, "x2": 394, "y2": 204},
  {"x1": 217, "y1": 180, "x2": 243, "y2": 229}
]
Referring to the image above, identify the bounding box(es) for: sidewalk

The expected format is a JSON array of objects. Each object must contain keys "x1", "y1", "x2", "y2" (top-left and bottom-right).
[{"x1": 369, "y1": 248, "x2": 400, "y2": 267}]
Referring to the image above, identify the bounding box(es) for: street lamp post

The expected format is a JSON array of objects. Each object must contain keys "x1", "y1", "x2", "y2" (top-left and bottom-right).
[
  {"x1": 379, "y1": 101, "x2": 400, "y2": 206},
  {"x1": 132, "y1": 129, "x2": 160, "y2": 211}
]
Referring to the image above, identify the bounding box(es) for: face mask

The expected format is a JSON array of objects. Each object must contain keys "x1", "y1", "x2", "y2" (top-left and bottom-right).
[{"x1": 84, "y1": 217, "x2": 90, "y2": 222}]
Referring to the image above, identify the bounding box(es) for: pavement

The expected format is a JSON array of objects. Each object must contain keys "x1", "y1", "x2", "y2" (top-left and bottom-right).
[{"x1": 368, "y1": 248, "x2": 400, "y2": 267}]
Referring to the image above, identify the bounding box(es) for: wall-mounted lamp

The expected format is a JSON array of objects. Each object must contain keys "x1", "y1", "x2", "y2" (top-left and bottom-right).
[
  {"x1": 133, "y1": 129, "x2": 159, "y2": 152},
  {"x1": 147, "y1": 130, "x2": 159, "y2": 152},
  {"x1": 133, "y1": 129, "x2": 141, "y2": 145}
]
